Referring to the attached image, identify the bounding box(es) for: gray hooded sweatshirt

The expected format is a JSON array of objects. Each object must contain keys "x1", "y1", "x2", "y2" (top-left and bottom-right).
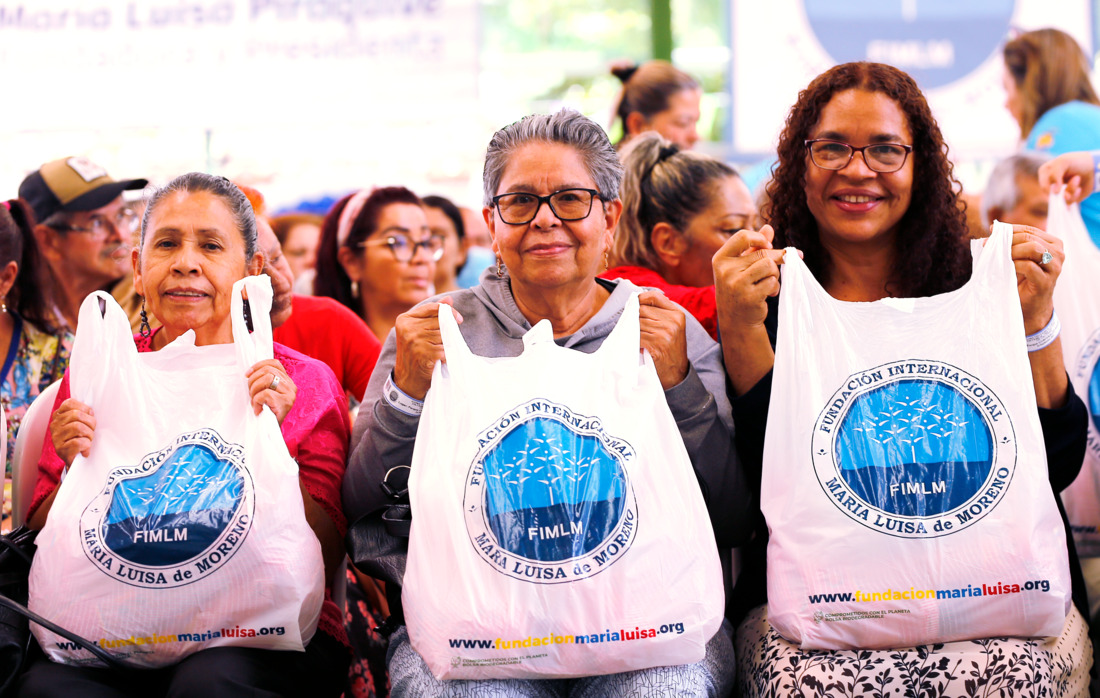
[{"x1": 343, "y1": 273, "x2": 752, "y2": 547}]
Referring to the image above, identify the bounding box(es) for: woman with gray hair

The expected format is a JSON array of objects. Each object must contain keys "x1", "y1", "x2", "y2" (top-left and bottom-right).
[
  {"x1": 979, "y1": 151, "x2": 1051, "y2": 232},
  {"x1": 344, "y1": 109, "x2": 751, "y2": 696},
  {"x1": 22, "y1": 172, "x2": 351, "y2": 696},
  {"x1": 603, "y1": 132, "x2": 756, "y2": 339}
]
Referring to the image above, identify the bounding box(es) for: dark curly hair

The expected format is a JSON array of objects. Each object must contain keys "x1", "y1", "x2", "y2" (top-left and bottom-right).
[{"x1": 764, "y1": 62, "x2": 971, "y2": 298}]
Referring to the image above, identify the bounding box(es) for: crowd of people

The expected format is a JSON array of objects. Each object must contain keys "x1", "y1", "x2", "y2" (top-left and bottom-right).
[{"x1": 3, "y1": 26, "x2": 1100, "y2": 698}]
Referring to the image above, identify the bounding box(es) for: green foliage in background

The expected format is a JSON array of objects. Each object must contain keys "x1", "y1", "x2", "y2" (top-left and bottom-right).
[{"x1": 479, "y1": 0, "x2": 729, "y2": 143}]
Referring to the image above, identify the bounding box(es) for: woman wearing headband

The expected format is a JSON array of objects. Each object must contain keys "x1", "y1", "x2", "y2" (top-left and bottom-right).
[{"x1": 314, "y1": 187, "x2": 442, "y2": 342}]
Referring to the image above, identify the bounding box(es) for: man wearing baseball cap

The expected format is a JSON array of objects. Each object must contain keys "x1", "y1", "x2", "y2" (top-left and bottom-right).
[{"x1": 19, "y1": 157, "x2": 147, "y2": 332}]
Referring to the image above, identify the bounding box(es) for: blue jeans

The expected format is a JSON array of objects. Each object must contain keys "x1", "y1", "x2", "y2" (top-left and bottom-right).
[{"x1": 386, "y1": 621, "x2": 735, "y2": 698}]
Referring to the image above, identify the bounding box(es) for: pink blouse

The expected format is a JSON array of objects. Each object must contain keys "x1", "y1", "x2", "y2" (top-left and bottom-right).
[{"x1": 29, "y1": 332, "x2": 351, "y2": 646}]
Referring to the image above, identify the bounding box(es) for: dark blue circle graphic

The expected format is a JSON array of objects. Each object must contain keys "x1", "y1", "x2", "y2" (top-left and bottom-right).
[
  {"x1": 481, "y1": 417, "x2": 626, "y2": 562},
  {"x1": 836, "y1": 379, "x2": 993, "y2": 517},
  {"x1": 1091, "y1": 359, "x2": 1100, "y2": 433},
  {"x1": 803, "y1": 0, "x2": 1016, "y2": 89},
  {"x1": 103, "y1": 443, "x2": 245, "y2": 566}
]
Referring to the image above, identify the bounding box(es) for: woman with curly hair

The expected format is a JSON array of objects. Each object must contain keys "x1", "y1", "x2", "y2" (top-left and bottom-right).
[{"x1": 714, "y1": 62, "x2": 1090, "y2": 696}]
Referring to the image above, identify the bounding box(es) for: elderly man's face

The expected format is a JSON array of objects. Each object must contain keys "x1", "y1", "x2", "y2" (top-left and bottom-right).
[
  {"x1": 50, "y1": 196, "x2": 135, "y2": 286},
  {"x1": 257, "y1": 218, "x2": 294, "y2": 328},
  {"x1": 1001, "y1": 174, "x2": 1049, "y2": 230}
]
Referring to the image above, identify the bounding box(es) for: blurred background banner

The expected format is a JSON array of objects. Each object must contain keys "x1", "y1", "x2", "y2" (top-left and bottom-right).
[
  {"x1": 0, "y1": 0, "x2": 482, "y2": 207},
  {"x1": 1, "y1": 0, "x2": 1098, "y2": 208},
  {"x1": 730, "y1": 0, "x2": 1093, "y2": 162}
]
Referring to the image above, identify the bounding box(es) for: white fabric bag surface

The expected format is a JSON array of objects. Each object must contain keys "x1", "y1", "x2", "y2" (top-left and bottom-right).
[
  {"x1": 402, "y1": 293, "x2": 724, "y2": 680},
  {"x1": 29, "y1": 276, "x2": 324, "y2": 667},
  {"x1": 763, "y1": 222, "x2": 1071, "y2": 650},
  {"x1": 1049, "y1": 193, "x2": 1100, "y2": 557}
]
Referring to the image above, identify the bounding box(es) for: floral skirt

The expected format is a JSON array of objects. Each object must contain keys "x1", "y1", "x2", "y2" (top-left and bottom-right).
[{"x1": 736, "y1": 604, "x2": 1091, "y2": 698}]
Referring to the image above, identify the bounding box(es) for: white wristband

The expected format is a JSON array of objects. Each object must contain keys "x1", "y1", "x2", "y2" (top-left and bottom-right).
[
  {"x1": 1026, "y1": 311, "x2": 1061, "y2": 352},
  {"x1": 383, "y1": 372, "x2": 424, "y2": 416}
]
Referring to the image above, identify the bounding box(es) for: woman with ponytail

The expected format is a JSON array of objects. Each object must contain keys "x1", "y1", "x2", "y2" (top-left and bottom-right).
[
  {"x1": 602, "y1": 132, "x2": 756, "y2": 339},
  {"x1": 611, "y1": 60, "x2": 702, "y2": 149},
  {"x1": 0, "y1": 199, "x2": 71, "y2": 504}
]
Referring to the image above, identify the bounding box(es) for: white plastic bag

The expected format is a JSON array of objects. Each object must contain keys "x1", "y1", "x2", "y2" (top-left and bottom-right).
[
  {"x1": 29, "y1": 276, "x2": 324, "y2": 667},
  {"x1": 402, "y1": 293, "x2": 724, "y2": 680},
  {"x1": 1048, "y1": 193, "x2": 1100, "y2": 557},
  {"x1": 763, "y1": 223, "x2": 1071, "y2": 650}
]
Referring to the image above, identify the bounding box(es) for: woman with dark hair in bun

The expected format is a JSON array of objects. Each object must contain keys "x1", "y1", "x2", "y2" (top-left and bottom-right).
[
  {"x1": 611, "y1": 60, "x2": 702, "y2": 150},
  {"x1": 603, "y1": 132, "x2": 756, "y2": 339}
]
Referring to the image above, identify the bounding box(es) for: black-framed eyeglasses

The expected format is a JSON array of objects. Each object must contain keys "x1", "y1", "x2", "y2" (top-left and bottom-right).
[
  {"x1": 805, "y1": 139, "x2": 913, "y2": 173},
  {"x1": 491, "y1": 188, "x2": 601, "y2": 225},
  {"x1": 358, "y1": 229, "x2": 444, "y2": 262},
  {"x1": 49, "y1": 207, "x2": 139, "y2": 237}
]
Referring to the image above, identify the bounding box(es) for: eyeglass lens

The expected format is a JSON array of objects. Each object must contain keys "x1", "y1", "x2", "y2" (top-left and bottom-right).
[
  {"x1": 384, "y1": 233, "x2": 443, "y2": 262},
  {"x1": 808, "y1": 141, "x2": 909, "y2": 173},
  {"x1": 496, "y1": 189, "x2": 594, "y2": 224}
]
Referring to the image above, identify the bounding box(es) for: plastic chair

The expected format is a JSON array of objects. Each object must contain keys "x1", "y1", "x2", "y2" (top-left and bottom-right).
[{"x1": 11, "y1": 380, "x2": 61, "y2": 527}]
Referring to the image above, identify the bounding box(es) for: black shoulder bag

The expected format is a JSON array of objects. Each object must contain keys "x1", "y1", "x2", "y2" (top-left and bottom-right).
[
  {"x1": 345, "y1": 465, "x2": 412, "y2": 631},
  {"x1": 0, "y1": 526, "x2": 148, "y2": 695}
]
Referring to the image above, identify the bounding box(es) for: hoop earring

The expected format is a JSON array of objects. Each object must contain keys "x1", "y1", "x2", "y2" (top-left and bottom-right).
[
  {"x1": 350, "y1": 280, "x2": 360, "y2": 299},
  {"x1": 496, "y1": 256, "x2": 505, "y2": 279},
  {"x1": 604, "y1": 250, "x2": 610, "y2": 270},
  {"x1": 139, "y1": 298, "x2": 151, "y2": 338}
]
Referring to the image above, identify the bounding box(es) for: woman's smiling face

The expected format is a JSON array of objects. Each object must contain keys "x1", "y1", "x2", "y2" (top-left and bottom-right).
[
  {"x1": 134, "y1": 190, "x2": 261, "y2": 346},
  {"x1": 487, "y1": 142, "x2": 619, "y2": 297},
  {"x1": 803, "y1": 89, "x2": 914, "y2": 251}
]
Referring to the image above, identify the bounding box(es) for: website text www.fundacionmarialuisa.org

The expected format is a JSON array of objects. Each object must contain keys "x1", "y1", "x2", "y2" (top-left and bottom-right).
[
  {"x1": 54, "y1": 625, "x2": 286, "y2": 652},
  {"x1": 807, "y1": 579, "x2": 1051, "y2": 605},
  {"x1": 447, "y1": 621, "x2": 686, "y2": 651}
]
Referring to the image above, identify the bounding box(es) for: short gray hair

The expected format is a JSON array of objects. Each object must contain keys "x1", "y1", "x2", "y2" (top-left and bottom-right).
[
  {"x1": 482, "y1": 109, "x2": 624, "y2": 208},
  {"x1": 141, "y1": 173, "x2": 258, "y2": 261},
  {"x1": 980, "y1": 152, "x2": 1050, "y2": 228}
]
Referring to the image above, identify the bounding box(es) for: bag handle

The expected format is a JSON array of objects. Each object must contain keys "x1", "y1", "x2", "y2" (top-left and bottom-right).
[
  {"x1": 436, "y1": 302, "x2": 475, "y2": 378},
  {"x1": 230, "y1": 275, "x2": 275, "y2": 372},
  {"x1": 593, "y1": 290, "x2": 641, "y2": 366},
  {"x1": 776, "y1": 247, "x2": 819, "y2": 338},
  {"x1": 970, "y1": 221, "x2": 1016, "y2": 294},
  {"x1": 1047, "y1": 189, "x2": 1100, "y2": 268},
  {"x1": 69, "y1": 291, "x2": 141, "y2": 406}
]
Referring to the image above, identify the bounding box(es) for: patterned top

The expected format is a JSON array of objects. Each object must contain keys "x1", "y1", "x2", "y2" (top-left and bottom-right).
[{"x1": 1, "y1": 314, "x2": 71, "y2": 478}]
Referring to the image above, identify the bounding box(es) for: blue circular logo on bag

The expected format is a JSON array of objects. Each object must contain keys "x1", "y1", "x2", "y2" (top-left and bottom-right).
[
  {"x1": 464, "y1": 400, "x2": 637, "y2": 583},
  {"x1": 1090, "y1": 356, "x2": 1100, "y2": 434},
  {"x1": 812, "y1": 361, "x2": 1015, "y2": 538},
  {"x1": 80, "y1": 428, "x2": 255, "y2": 588}
]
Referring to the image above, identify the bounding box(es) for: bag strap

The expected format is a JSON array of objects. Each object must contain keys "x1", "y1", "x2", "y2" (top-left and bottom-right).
[
  {"x1": 594, "y1": 291, "x2": 641, "y2": 365},
  {"x1": 0, "y1": 528, "x2": 150, "y2": 672},
  {"x1": 969, "y1": 221, "x2": 1016, "y2": 299},
  {"x1": 379, "y1": 465, "x2": 412, "y2": 538},
  {"x1": 231, "y1": 275, "x2": 275, "y2": 371},
  {"x1": 437, "y1": 302, "x2": 474, "y2": 376},
  {"x1": 776, "y1": 246, "x2": 819, "y2": 338},
  {"x1": 70, "y1": 291, "x2": 141, "y2": 405},
  {"x1": 0, "y1": 595, "x2": 149, "y2": 671}
]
